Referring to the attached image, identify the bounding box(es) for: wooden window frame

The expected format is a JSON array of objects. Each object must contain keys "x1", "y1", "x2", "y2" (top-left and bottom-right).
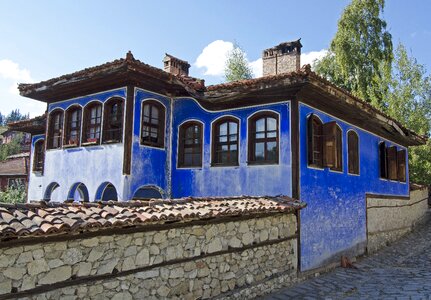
[
  {"x1": 178, "y1": 121, "x2": 203, "y2": 168},
  {"x1": 397, "y1": 149, "x2": 407, "y2": 182},
  {"x1": 33, "y1": 139, "x2": 45, "y2": 173},
  {"x1": 322, "y1": 121, "x2": 343, "y2": 172},
  {"x1": 82, "y1": 102, "x2": 103, "y2": 145},
  {"x1": 63, "y1": 106, "x2": 82, "y2": 147},
  {"x1": 140, "y1": 100, "x2": 165, "y2": 148},
  {"x1": 103, "y1": 98, "x2": 124, "y2": 144},
  {"x1": 47, "y1": 109, "x2": 64, "y2": 150},
  {"x1": 307, "y1": 114, "x2": 323, "y2": 168},
  {"x1": 387, "y1": 146, "x2": 398, "y2": 181},
  {"x1": 211, "y1": 117, "x2": 239, "y2": 167},
  {"x1": 347, "y1": 130, "x2": 359, "y2": 175},
  {"x1": 248, "y1": 111, "x2": 279, "y2": 165},
  {"x1": 379, "y1": 142, "x2": 388, "y2": 179}
]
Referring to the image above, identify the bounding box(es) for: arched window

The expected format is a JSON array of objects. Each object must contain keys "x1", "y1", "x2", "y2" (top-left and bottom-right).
[
  {"x1": 248, "y1": 112, "x2": 279, "y2": 164},
  {"x1": 178, "y1": 121, "x2": 203, "y2": 167},
  {"x1": 68, "y1": 182, "x2": 89, "y2": 202},
  {"x1": 212, "y1": 117, "x2": 239, "y2": 166},
  {"x1": 322, "y1": 122, "x2": 342, "y2": 171},
  {"x1": 103, "y1": 98, "x2": 124, "y2": 143},
  {"x1": 33, "y1": 139, "x2": 45, "y2": 173},
  {"x1": 132, "y1": 187, "x2": 163, "y2": 200},
  {"x1": 102, "y1": 184, "x2": 118, "y2": 201},
  {"x1": 307, "y1": 114, "x2": 323, "y2": 167},
  {"x1": 64, "y1": 106, "x2": 82, "y2": 146},
  {"x1": 47, "y1": 110, "x2": 64, "y2": 149},
  {"x1": 44, "y1": 182, "x2": 60, "y2": 201},
  {"x1": 348, "y1": 131, "x2": 359, "y2": 174},
  {"x1": 83, "y1": 102, "x2": 102, "y2": 144},
  {"x1": 141, "y1": 100, "x2": 165, "y2": 148}
]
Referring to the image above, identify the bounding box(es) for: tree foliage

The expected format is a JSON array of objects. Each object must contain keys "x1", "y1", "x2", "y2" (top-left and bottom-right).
[
  {"x1": 4, "y1": 109, "x2": 29, "y2": 125},
  {"x1": 224, "y1": 43, "x2": 253, "y2": 82},
  {"x1": 314, "y1": 0, "x2": 392, "y2": 107},
  {"x1": 386, "y1": 44, "x2": 431, "y2": 184},
  {"x1": 315, "y1": 0, "x2": 431, "y2": 184},
  {"x1": 0, "y1": 186, "x2": 26, "y2": 204},
  {"x1": 0, "y1": 134, "x2": 23, "y2": 161}
]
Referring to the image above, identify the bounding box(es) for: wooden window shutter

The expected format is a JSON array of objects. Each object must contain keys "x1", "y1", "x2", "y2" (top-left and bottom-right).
[
  {"x1": 379, "y1": 142, "x2": 387, "y2": 178},
  {"x1": 307, "y1": 115, "x2": 314, "y2": 165},
  {"x1": 397, "y1": 149, "x2": 407, "y2": 182},
  {"x1": 348, "y1": 131, "x2": 359, "y2": 174},
  {"x1": 323, "y1": 121, "x2": 337, "y2": 168},
  {"x1": 387, "y1": 146, "x2": 398, "y2": 180}
]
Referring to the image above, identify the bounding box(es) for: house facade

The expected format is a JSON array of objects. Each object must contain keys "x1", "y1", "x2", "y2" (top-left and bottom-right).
[{"x1": 17, "y1": 40, "x2": 425, "y2": 271}]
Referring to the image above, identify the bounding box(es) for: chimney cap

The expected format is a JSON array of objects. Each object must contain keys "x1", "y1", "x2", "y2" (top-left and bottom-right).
[
  {"x1": 163, "y1": 53, "x2": 191, "y2": 68},
  {"x1": 263, "y1": 39, "x2": 302, "y2": 55}
]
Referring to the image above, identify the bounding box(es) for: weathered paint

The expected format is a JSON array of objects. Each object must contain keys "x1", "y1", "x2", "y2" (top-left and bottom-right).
[
  {"x1": 127, "y1": 88, "x2": 172, "y2": 199},
  {"x1": 298, "y1": 102, "x2": 409, "y2": 271},
  {"x1": 170, "y1": 98, "x2": 292, "y2": 198}
]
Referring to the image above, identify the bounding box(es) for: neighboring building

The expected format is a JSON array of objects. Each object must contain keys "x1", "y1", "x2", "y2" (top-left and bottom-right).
[
  {"x1": 17, "y1": 40, "x2": 426, "y2": 271},
  {"x1": 0, "y1": 129, "x2": 32, "y2": 152},
  {"x1": 0, "y1": 152, "x2": 30, "y2": 191}
]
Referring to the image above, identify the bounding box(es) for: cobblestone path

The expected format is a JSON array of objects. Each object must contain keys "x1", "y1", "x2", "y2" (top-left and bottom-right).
[{"x1": 265, "y1": 217, "x2": 431, "y2": 299}]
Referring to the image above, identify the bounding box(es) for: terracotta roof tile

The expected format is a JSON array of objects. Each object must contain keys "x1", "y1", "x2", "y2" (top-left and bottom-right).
[{"x1": 0, "y1": 196, "x2": 305, "y2": 242}]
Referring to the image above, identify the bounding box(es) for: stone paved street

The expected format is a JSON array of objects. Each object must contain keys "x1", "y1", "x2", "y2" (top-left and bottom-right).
[{"x1": 265, "y1": 216, "x2": 431, "y2": 299}]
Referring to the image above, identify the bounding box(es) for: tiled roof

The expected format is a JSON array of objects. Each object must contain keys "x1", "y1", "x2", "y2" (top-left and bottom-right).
[
  {"x1": 0, "y1": 196, "x2": 305, "y2": 242},
  {"x1": 7, "y1": 114, "x2": 47, "y2": 135},
  {"x1": 0, "y1": 156, "x2": 28, "y2": 176}
]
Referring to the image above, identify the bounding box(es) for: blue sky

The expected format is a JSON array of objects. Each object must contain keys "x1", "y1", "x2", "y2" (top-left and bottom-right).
[{"x1": 0, "y1": 0, "x2": 430, "y2": 117}]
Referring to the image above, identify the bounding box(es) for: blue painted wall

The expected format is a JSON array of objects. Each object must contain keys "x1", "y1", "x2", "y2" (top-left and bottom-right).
[
  {"x1": 299, "y1": 102, "x2": 409, "y2": 271},
  {"x1": 171, "y1": 98, "x2": 292, "y2": 198},
  {"x1": 127, "y1": 88, "x2": 172, "y2": 199}
]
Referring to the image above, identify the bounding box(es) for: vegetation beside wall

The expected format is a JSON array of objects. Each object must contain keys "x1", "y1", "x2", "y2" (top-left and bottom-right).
[{"x1": 0, "y1": 186, "x2": 26, "y2": 204}]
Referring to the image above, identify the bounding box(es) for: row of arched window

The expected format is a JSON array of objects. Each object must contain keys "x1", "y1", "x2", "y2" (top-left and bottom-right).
[
  {"x1": 47, "y1": 97, "x2": 124, "y2": 149},
  {"x1": 307, "y1": 114, "x2": 359, "y2": 175},
  {"x1": 43, "y1": 181, "x2": 163, "y2": 202},
  {"x1": 177, "y1": 111, "x2": 279, "y2": 168}
]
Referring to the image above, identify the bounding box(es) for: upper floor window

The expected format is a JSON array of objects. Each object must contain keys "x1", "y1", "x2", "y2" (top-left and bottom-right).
[
  {"x1": 347, "y1": 131, "x2": 359, "y2": 175},
  {"x1": 379, "y1": 142, "x2": 388, "y2": 179},
  {"x1": 178, "y1": 121, "x2": 203, "y2": 167},
  {"x1": 64, "y1": 106, "x2": 82, "y2": 146},
  {"x1": 212, "y1": 117, "x2": 239, "y2": 166},
  {"x1": 103, "y1": 98, "x2": 124, "y2": 143},
  {"x1": 47, "y1": 110, "x2": 63, "y2": 149},
  {"x1": 397, "y1": 149, "x2": 407, "y2": 182},
  {"x1": 307, "y1": 114, "x2": 323, "y2": 167},
  {"x1": 387, "y1": 145, "x2": 398, "y2": 180},
  {"x1": 323, "y1": 122, "x2": 342, "y2": 171},
  {"x1": 307, "y1": 115, "x2": 343, "y2": 171},
  {"x1": 83, "y1": 102, "x2": 102, "y2": 144},
  {"x1": 248, "y1": 112, "x2": 279, "y2": 164},
  {"x1": 141, "y1": 101, "x2": 165, "y2": 148},
  {"x1": 33, "y1": 139, "x2": 45, "y2": 173}
]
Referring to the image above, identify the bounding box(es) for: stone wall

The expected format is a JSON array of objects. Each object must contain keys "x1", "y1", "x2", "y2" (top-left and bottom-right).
[
  {"x1": 0, "y1": 213, "x2": 298, "y2": 299},
  {"x1": 367, "y1": 187, "x2": 429, "y2": 253}
]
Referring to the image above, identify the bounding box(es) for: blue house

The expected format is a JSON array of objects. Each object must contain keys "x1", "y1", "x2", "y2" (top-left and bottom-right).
[{"x1": 17, "y1": 40, "x2": 426, "y2": 271}]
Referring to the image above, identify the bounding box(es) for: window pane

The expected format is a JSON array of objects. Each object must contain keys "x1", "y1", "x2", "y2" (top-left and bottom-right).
[
  {"x1": 256, "y1": 132, "x2": 265, "y2": 139},
  {"x1": 144, "y1": 104, "x2": 150, "y2": 117},
  {"x1": 267, "y1": 131, "x2": 277, "y2": 138},
  {"x1": 255, "y1": 142, "x2": 265, "y2": 161},
  {"x1": 152, "y1": 106, "x2": 159, "y2": 119},
  {"x1": 185, "y1": 127, "x2": 194, "y2": 139},
  {"x1": 219, "y1": 122, "x2": 227, "y2": 136},
  {"x1": 231, "y1": 144, "x2": 237, "y2": 151},
  {"x1": 229, "y1": 122, "x2": 237, "y2": 134},
  {"x1": 255, "y1": 118, "x2": 265, "y2": 132},
  {"x1": 219, "y1": 136, "x2": 227, "y2": 142},
  {"x1": 229, "y1": 133, "x2": 237, "y2": 142},
  {"x1": 267, "y1": 118, "x2": 276, "y2": 131},
  {"x1": 267, "y1": 142, "x2": 277, "y2": 161},
  {"x1": 192, "y1": 153, "x2": 201, "y2": 165}
]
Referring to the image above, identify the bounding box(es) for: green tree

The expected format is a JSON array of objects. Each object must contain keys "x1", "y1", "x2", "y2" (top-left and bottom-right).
[
  {"x1": 314, "y1": 0, "x2": 393, "y2": 107},
  {"x1": 385, "y1": 44, "x2": 431, "y2": 184},
  {"x1": 0, "y1": 134, "x2": 22, "y2": 161},
  {"x1": 224, "y1": 43, "x2": 253, "y2": 82},
  {"x1": 5, "y1": 109, "x2": 29, "y2": 124},
  {"x1": 0, "y1": 186, "x2": 26, "y2": 204}
]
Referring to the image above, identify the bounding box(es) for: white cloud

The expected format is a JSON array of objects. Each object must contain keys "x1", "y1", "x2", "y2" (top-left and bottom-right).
[
  {"x1": 249, "y1": 58, "x2": 263, "y2": 78},
  {"x1": 0, "y1": 59, "x2": 44, "y2": 117},
  {"x1": 301, "y1": 49, "x2": 328, "y2": 67},
  {"x1": 195, "y1": 40, "x2": 234, "y2": 76}
]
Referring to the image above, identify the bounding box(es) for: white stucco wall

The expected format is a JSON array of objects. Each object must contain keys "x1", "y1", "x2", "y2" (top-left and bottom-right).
[{"x1": 28, "y1": 143, "x2": 125, "y2": 201}]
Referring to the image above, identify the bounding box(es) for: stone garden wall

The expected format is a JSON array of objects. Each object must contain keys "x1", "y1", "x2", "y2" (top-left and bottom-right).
[
  {"x1": 367, "y1": 186, "x2": 429, "y2": 253},
  {"x1": 0, "y1": 213, "x2": 299, "y2": 299}
]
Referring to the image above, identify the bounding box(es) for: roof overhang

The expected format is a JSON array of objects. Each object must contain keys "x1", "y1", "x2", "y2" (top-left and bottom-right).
[{"x1": 8, "y1": 115, "x2": 46, "y2": 135}]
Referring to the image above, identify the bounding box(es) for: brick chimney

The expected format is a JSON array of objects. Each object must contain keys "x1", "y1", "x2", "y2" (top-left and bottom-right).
[
  {"x1": 163, "y1": 54, "x2": 191, "y2": 76},
  {"x1": 262, "y1": 39, "x2": 302, "y2": 76}
]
